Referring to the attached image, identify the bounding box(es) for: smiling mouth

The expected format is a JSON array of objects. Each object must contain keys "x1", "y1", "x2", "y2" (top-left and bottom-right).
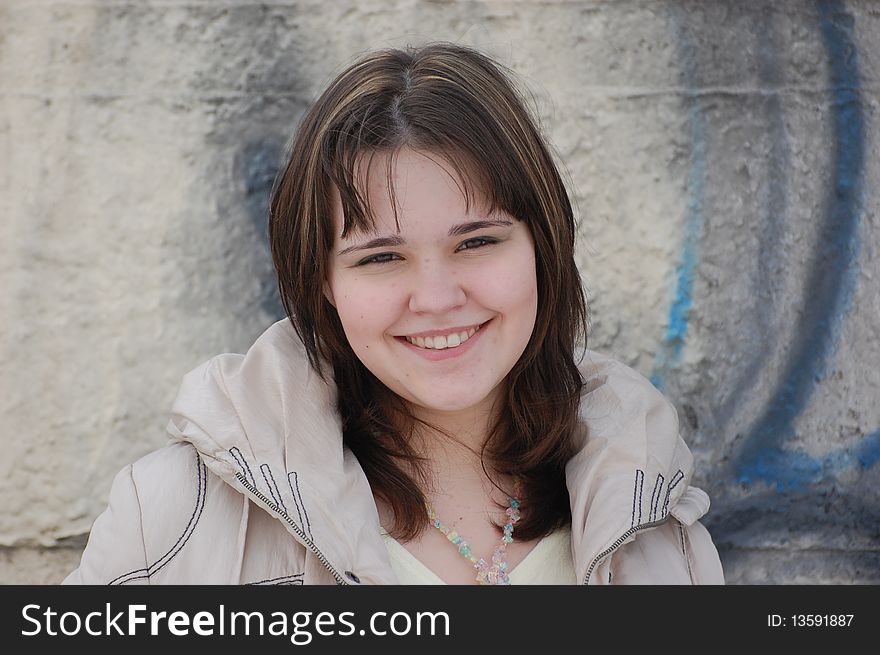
[
  {"x1": 404, "y1": 326, "x2": 479, "y2": 350},
  {"x1": 396, "y1": 320, "x2": 489, "y2": 351}
]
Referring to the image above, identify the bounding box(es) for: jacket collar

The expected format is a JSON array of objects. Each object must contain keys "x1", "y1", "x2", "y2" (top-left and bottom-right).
[{"x1": 165, "y1": 319, "x2": 702, "y2": 584}]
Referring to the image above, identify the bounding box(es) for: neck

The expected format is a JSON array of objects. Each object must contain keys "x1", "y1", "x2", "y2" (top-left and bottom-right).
[{"x1": 404, "y1": 388, "x2": 507, "y2": 492}]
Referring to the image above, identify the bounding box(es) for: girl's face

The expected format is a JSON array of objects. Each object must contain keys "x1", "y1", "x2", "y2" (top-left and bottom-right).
[{"x1": 324, "y1": 148, "x2": 538, "y2": 421}]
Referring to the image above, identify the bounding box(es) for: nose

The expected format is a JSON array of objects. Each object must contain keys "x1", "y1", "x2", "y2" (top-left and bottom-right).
[{"x1": 407, "y1": 259, "x2": 467, "y2": 315}]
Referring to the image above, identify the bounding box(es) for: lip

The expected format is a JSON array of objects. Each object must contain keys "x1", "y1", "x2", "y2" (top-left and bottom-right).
[
  {"x1": 400, "y1": 323, "x2": 485, "y2": 339},
  {"x1": 394, "y1": 319, "x2": 492, "y2": 362}
]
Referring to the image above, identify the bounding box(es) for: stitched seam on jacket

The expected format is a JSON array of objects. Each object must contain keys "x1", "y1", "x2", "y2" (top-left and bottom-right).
[
  {"x1": 110, "y1": 451, "x2": 207, "y2": 585},
  {"x1": 287, "y1": 471, "x2": 311, "y2": 541},
  {"x1": 678, "y1": 521, "x2": 695, "y2": 584},
  {"x1": 261, "y1": 464, "x2": 287, "y2": 514},
  {"x1": 649, "y1": 473, "x2": 664, "y2": 523},
  {"x1": 115, "y1": 456, "x2": 207, "y2": 584},
  {"x1": 230, "y1": 446, "x2": 256, "y2": 490},
  {"x1": 127, "y1": 464, "x2": 150, "y2": 582},
  {"x1": 663, "y1": 469, "x2": 684, "y2": 517},
  {"x1": 631, "y1": 469, "x2": 644, "y2": 528},
  {"x1": 246, "y1": 573, "x2": 305, "y2": 585},
  {"x1": 288, "y1": 471, "x2": 313, "y2": 539},
  {"x1": 108, "y1": 458, "x2": 197, "y2": 585}
]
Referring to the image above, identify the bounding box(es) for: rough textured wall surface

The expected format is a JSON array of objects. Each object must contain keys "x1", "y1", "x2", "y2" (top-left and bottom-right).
[{"x1": 1, "y1": 0, "x2": 877, "y2": 584}]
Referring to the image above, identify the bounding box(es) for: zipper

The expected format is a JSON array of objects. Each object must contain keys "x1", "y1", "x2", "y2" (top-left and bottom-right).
[
  {"x1": 582, "y1": 515, "x2": 671, "y2": 585},
  {"x1": 235, "y1": 472, "x2": 349, "y2": 585}
]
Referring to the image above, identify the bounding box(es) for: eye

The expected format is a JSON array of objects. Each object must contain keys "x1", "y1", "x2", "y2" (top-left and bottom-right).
[
  {"x1": 456, "y1": 236, "x2": 499, "y2": 251},
  {"x1": 356, "y1": 252, "x2": 401, "y2": 266},
  {"x1": 354, "y1": 237, "x2": 498, "y2": 266}
]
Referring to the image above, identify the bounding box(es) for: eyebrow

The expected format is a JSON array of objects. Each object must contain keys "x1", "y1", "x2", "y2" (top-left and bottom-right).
[{"x1": 336, "y1": 219, "x2": 513, "y2": 256}]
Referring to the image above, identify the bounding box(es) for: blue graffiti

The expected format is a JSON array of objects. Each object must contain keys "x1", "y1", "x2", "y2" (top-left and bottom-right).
[
  {"x1": 659, "y1": 2, "x2": 873, "y2": 491},
  {"x1": 737, "y1": 428, "x2": 880, "y2": 491},
  {"x1": 651, "y1": 10, "x2": 707, "y2": 391},
  {"x1": 825, "y1": 428, "x2": 880, "y2": 472},
  {"x1": 733, "y1": 0, "x2": 867, "y2": 490}
]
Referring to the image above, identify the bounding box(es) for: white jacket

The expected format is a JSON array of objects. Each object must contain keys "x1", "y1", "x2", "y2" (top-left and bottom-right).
[{"x1": 64, "y1": 319, "x2": 724, "y2": 585}]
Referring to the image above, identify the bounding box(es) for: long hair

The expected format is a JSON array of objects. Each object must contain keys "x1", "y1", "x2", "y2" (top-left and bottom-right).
[{"x1": 269, "y1": 42, "x2": 588, "y2": 541}]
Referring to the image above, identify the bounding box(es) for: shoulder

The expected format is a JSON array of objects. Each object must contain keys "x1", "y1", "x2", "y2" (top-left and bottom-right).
[
  {"x1": 575, "y1": 348, "x2": 686, "y2": 467},
  {"x1": 62, "y1": 442, "x2": 205, "y2": 585},
  {"x1": 64, "y1": 441, "x2": 253, "y2": 585},
  {"x1": 130, "y1": 440, "x2": 201, "y2": 480},
  {"x1": 127, "y1": 441, "x2": 210, "y2": 515},
  {"x1": 577, "y1": 348, "x2": 678, "y2": 423}
]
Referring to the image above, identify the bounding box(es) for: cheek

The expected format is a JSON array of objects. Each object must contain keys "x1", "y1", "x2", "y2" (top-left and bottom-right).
[
  {"x1": 330, "y1": 277, "x2": 403, "y2": 344},
  {"x1": 478, "y1": 249, "x2": 538, "y2": 316}
]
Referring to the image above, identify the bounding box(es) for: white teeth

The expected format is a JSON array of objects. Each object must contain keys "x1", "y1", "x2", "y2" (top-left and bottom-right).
[{"x1": 405, "y1": 324, "x2": 481, "y2": 350}]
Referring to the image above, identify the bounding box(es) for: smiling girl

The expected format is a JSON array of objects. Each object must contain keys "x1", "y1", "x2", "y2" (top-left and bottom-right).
[{"x1": 65, "y1": 42, "x2": 723, "y2": 585}]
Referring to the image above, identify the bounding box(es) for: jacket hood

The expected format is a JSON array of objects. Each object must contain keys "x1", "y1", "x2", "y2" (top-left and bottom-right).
[{"x1": 165, "y1": 319, "x2": 707, "y2": 585}]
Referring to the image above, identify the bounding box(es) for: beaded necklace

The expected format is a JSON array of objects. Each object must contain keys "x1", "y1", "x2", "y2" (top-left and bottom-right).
[{"x1": 424, "y1": 479, "x2": 522, "y2": 585}]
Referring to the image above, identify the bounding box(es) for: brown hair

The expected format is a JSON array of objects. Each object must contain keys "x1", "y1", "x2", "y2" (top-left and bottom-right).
[{"x1": 269, "y1": 42, "x2": 588, "y2": 541}]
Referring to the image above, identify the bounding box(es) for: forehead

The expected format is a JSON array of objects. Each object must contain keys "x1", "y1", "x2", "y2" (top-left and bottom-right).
[{"x1": 330, "y1": 147, "x2": 495, "y2": 239}]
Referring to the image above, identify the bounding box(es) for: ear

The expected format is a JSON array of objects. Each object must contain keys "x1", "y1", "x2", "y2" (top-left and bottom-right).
[{"x1": 322, "y1": 280, "x2": 336, "y2": 308}]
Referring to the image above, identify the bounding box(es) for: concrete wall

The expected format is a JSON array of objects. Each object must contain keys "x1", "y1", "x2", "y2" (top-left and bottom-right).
[{"x1": 1, "y1": 0, "x2": 877, "y2": 584}]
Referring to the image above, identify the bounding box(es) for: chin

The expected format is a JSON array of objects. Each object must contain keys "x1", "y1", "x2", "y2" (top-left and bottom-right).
[{"x1": 406, "y1": 388, "x2": 497, "y2": 416}]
